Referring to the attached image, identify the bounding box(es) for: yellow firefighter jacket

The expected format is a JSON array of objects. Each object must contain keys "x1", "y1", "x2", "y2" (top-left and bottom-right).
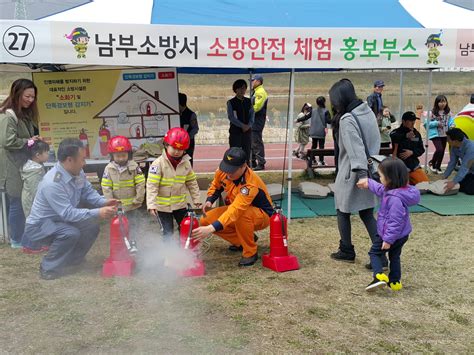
[
  {"x1": 101, "y1": 160, "x2": 145, "y2": 212},
  {"x1": 146, "y1": 153, "x2": 200, "y2": 212}
]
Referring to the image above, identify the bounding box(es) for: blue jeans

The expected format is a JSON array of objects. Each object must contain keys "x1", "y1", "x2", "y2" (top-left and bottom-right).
[
  {"x1": 7, "y1": 194, "x2": 25, "y2": 244},
  {"x1": 369, "y1": 234, "x2": 409, "y2": 283}
]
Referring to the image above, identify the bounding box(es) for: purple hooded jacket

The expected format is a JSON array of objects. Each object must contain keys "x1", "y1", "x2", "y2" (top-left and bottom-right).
[{"x1": 368, "y1": 179, "x2": 421, "y2": 245}]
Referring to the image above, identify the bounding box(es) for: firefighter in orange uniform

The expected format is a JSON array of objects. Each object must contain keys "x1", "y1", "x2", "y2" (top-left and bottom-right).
[{"x1": 192, "y1": 147, "x2": 273, "y2": 266}]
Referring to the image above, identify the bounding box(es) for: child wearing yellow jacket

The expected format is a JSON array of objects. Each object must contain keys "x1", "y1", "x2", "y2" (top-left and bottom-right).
[
  {"x1": 101, "y1": 136, "x2": 145, "y2": 235},
  {"x1": 147, "y1": 128, "x2": 201, "y2": 239}
]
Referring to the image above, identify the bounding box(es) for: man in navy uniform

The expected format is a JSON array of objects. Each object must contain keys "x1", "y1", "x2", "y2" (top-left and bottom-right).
[{"x1": 23, "y1": 138, "x2": 118, "y2": 280}]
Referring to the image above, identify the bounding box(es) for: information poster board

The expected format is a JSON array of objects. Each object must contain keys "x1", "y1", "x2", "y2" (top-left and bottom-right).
[{"x1": 33, "y1": 68, "x2": 179, "y2": 159}]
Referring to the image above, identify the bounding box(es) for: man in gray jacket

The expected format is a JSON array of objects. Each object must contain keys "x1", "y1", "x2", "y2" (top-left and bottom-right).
[{"x1": 23, "y1": 138, "x2": 118, "y2": 280}]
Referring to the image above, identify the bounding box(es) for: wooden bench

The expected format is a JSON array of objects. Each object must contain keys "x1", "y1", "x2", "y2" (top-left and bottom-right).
[{"x1": 305, "y1": 147, "x2": 393, "y2": 178}]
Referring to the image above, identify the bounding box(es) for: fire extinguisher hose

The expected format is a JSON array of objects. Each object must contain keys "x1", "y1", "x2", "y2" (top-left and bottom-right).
[
  {"x1": 184, "y1": 213, "x2": 194, "y2": 249},
  {"x1": 184, "y1": 204, "x2": 213, "y2": 256},
  {"x1": 118, "y1": 210, "x2": 137, "y2": 254}
]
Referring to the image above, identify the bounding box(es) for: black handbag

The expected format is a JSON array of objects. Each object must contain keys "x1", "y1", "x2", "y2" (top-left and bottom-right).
[{"x1": 351, "y1": 110, "x2": 385, "y2": 182}]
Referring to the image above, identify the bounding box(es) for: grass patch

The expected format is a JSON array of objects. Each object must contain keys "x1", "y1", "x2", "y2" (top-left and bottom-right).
[
  {"x1": 448, "y1": 311, "x2": 471, "y2": 326},
  {"x1": 1, "y1": 210, "x2": 473, "y2": 353}
]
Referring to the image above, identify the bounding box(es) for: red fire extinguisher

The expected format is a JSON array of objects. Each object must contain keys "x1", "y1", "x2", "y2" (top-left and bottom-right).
[
  {"x1": 102, "y1": 204, "x2": 137, "y2": 277},
  {"x1": 262, "y1": 208, "x2": 300, "y2": 272},
  {"x1": 136, "y1": 126, "x2": 141, "y2": 138},
  {"x1": 178, "y1": 206, "x2": 205, "y2": 277},
  {"x1": 268, "y1": 209, "x2": 289, "y2": 257},
  {"x1": 180, "y1": 208, "x2": 200, "y2": 250},
  {"x1": 79, "y1": 128, "x2": 90, "y2": 158},
  {"x1": 146, "y1": 103, "x2": 152, "y2": 116},
  {"x1": 99, "y1": 123, "x2": 111, "y2": 156}
]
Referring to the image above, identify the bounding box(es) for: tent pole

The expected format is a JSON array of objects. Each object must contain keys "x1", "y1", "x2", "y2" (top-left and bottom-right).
[
  {"x1": 424, "y1": 69, "x2": 433, "y2": 170},
  {"x1": 287, "y1": 68, "x2": 295, "y2": 221},
  {"x1": 249, "y1": 69, "x2": 254, "y2": 165},
  {"x1": 399, "y1": 70, "x2": 404, "y2": 120}
]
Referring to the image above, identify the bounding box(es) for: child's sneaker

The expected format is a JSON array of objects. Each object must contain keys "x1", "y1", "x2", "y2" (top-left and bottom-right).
[
  {"x1": 389, "y1": 281, "x2": 403, "y2": 291},
  {"x1": 365, "y1": 273, "x2": 389, "y2": 292}
]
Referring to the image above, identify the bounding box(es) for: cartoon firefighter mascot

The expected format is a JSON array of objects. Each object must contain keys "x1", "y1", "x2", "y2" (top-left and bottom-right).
[
  {"x1": 425, "y1": 31, "x2": 443, "y2": 65},
  {"x1": 65, "y1": 27, "x2": 90, "y2": 59}
]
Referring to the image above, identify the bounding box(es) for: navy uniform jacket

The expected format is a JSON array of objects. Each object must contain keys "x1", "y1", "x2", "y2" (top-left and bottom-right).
[{"x1": 27, "y1": 162, "x2": 106, "y2": 225}]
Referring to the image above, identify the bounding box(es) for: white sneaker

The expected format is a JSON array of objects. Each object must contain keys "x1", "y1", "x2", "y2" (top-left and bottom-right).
[
  {"x1": 429, "y1": 166, "x2": 438, "y2": 174},
  {"x1": 437, "y1": 168, "x2": 443, "y2": 174}
]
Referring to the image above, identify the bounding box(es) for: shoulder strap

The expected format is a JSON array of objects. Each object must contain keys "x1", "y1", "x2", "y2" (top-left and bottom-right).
[{"x1": 350, "y1": 110, "x2": 372, "y2": 161}]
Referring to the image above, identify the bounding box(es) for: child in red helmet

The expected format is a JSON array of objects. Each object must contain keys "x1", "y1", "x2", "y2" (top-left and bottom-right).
[
  {"x1": 101, "y1": 136, "x2": 146, "y2": 240},
  {"x1": 147, "y1": 127, "x2": 201, "y2": 240}
]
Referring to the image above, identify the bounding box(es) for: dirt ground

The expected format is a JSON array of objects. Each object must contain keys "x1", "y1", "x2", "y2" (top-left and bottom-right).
[{"x1": 1, "y1": 205, "x2": 473, "y2": 354}]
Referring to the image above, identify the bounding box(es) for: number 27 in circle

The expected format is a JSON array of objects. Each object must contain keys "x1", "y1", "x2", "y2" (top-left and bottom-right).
[{"x1": 3, "y1": 25, "x2": 35, "y2": 57}]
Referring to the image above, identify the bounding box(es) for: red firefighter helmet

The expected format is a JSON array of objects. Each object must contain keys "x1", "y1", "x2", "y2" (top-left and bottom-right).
[
  {"x1": 163, "y1": 127, "x2": 190, "y2": 150},
  {"x1": 107, "y1": 135, "x2": 132, "y2": 153}
]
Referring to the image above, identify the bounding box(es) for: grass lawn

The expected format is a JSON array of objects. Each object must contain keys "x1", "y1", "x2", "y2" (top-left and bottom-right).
[{"x1": 1, "y1": 208, "x2": 473, "y2": 353}]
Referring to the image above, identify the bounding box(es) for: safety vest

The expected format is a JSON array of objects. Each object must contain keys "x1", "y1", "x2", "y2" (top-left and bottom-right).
[
  {"x1": 146, "y1": 153, "x2": 200, "y2": 212},
  {"x1": 101, "y1": 160, "x2": 145, "y2": 211},
  {"x1": 252, "y1": 85, "x2": 268, "y2": 131}
]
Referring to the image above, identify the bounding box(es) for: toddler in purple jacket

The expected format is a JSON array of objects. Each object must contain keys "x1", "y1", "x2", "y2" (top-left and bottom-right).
[{"x1": 357, "y1": 158, "x2": 420, "y2": 292}]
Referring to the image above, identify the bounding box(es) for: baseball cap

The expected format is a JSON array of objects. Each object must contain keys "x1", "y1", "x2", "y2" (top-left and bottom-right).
[
  {"x1": 219, "y1": 147, "x2": 247, "y2": 173},
  {"x1": 374, "y1": 80, "x2": 385, "y2": 87},
  {"x1": 402, "y1": 111, "x2": 417, "y2": 121},
  {"x1": 251, "y1": 74, "x2": 264, "y2": 82}
]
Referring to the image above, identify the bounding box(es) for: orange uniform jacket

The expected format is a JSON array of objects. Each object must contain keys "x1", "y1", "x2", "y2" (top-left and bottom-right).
[{"x1": 206, "y1": 168, "x2": 274, "y2": 231}]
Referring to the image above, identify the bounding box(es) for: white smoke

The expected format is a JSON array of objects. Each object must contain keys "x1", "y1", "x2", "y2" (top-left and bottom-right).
[{"x1": 138, "y1": 237, "x2": 201, "y2": 276}]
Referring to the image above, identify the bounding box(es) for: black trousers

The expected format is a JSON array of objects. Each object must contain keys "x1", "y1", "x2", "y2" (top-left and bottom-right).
[
  {"x1": 229, "y1": 129, "x2": 252, "y2": 164},
  {"x1": 157, "y1": 208, "x2": 187, "y2": 239},
  {"x1": 460, "y1": 173, "x2": 474, "y2": 195},
  {"x1": 430, "y1": 137, "x2": 447, "y2": 170},
  {"x1": 336, "y1": 208, "x2": 381, "y2": 258},
  {"x1": 186, "y1": 139, "x2": 195, "y2": 167},
  {"x1": 311, "y1": 138, "x2": 326, "y2": 162},
  {"x1": 251, "y1": 129, "x2": 266, "y2": 166}
]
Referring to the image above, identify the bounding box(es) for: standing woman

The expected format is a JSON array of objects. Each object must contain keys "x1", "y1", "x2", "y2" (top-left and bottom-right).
[
  {"x1": 0, "y1": 79, "x2": 40, "y2": 248},
  {"x1": 329, "y1": 79, "x2": 382, "y2": 264},
  {"x1": 309, "y1": 96, "x2": 332, "y2": 166},
  {"x1": 426, "y1": 95, "x2": 452, "y2": 174}
]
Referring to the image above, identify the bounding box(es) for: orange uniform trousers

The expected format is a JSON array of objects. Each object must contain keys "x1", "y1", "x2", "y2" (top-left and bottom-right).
[
  {"x1": 200, "y1": 206, "x2": 270, "y2": 258},
  {"x1": 409, "y1": 168, "x2": 429, "y2": 185}
]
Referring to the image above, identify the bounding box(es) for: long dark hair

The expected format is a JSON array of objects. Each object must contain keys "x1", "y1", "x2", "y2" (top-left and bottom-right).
[
  {"x1": 0, "y1": 79, "x2": 39, "y2": 125},
  {"x1": 328, "y1": 79, "x2": 362, "y2": 137},
  {"x1": 432, "y1": 95, "x2": 450, "y2": 117},
  {"x1": 378, "y1": 157, "x2": 409, "y2": 190},
  {"x1": 316, "y1": 96, "x2": 326, "y2": 109}
]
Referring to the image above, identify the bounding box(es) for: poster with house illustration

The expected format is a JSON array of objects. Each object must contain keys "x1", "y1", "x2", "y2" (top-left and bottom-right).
[
  {"x1": 94, "y1": 82, "x2": 179, "y2": 145},
  {"x1": 33, "y1": 68, "x2": 179, "y2": 159}
]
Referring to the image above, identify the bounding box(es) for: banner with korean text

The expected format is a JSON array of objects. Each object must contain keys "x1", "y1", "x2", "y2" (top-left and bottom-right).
[{"x1": 1, "y1": 20, "x2": 473, "y2": 69}]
